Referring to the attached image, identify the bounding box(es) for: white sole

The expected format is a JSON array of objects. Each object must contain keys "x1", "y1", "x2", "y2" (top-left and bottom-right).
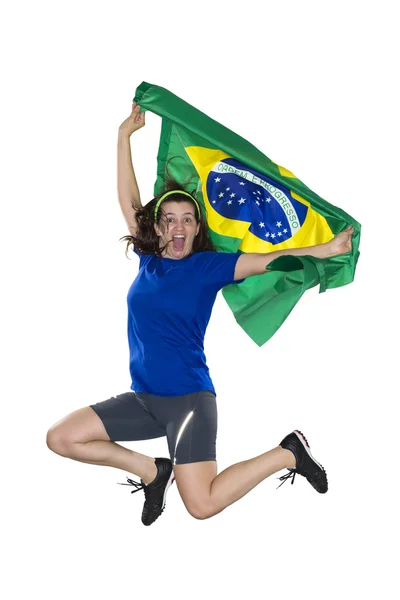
[
  {"x1": 293, "y1": 429, "x2": 324, "y2": 471},
  {"x1": 161, "y1": 469, "x2": 175, "y2": 510}
]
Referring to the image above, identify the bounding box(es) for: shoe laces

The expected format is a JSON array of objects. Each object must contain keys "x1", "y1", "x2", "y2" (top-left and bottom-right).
[
  {"x1": 118, "y1": 477, "x2": 160, "y2": 509},
  {"x1": 118, "y1": 477, "x2": 147, "y2": 495},
  {"x1": 276, "y1": 468, "x2": 297, "y2": 489}
]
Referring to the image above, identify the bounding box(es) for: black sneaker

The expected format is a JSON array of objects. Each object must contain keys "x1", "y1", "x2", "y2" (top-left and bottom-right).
[
  {"x1": 277, "y1": 430, "x2": 328, "y2": 493},
  {"x1": 118, "y1": 457, "x2": 175, "y2": 525}
]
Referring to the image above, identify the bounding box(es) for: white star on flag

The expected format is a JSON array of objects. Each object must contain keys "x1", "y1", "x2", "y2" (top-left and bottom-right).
[
  {"x1": 283, "y1": 229, "x2": 288, "y2": 233},
  {"x1": 239, "y1": 182, "x2": 246, "y2": 185},
  {"x1": 266, "y1": 198, "x2": 271, "y2": 203},
  {"x1": 271, "y1": 233, "x2": 276, "y2": 238},
  {"x1": 265, "y1": 232, "x2": 270, "y2": 237},
  {"x1": 218, "y1": 193, "x2": 224, "y2": 198},
  {"x1": 238, "y1": 198, "x2": 246, "y2": 204},
  {"x1": 276, "y1": 222, "x2": 282, "y2": 227},
  {"x1": 256, "y1": 201, "x2": 260, "y2": 205},
  {"x1": 230, "y1": 193, "x2": 236, "y2": 198},
  {"x1": 259, "y1": 222, "x2": 265, "y2": 228},
  {"x1": 226, "y1": 187, "x2": 230, "y2": 191},
  {"x1": 278, "y1": 231, "x2": 282, "y2": 236},
  {"x1": 214, "y1": 177, "x2": 221, "y2": 182},
  {"x1": 227, "y1": 200, "x2": 233, "y2": 205}
]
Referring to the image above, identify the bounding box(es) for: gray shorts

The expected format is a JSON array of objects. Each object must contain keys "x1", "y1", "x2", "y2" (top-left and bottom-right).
[{"x1": 90, "y1": 390, "x2": 217, "y2": 465}]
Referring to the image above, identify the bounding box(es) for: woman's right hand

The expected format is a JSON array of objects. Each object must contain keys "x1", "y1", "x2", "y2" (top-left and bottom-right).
[{"x1": 118, "y1": 102, "x2": 145, "y2": 136}]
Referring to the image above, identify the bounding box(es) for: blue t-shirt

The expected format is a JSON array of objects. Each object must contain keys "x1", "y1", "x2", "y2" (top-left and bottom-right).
[{"x1": 127, "y1": 250, "x2": 243, "y2": 396}]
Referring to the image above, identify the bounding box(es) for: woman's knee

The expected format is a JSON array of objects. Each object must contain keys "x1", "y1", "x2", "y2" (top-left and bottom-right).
[
  {"x1": 182, "y1": 496, "x2": 216, "y2": 520},
  {"x1": 174, "y1": 461, "x2": 218, "y2": 519},
  {"x1": 186, "y1": 504, "x2": 213, "y2": 520},
  {"x1": 46, "y1": 406, "x2": 107, "y2": 457},
  {"x1": 46, "y1": 425, "x2": 73, "y2": 457},
  {"x1": 46, "y1": 420, "x2": 80, "y2": 457}
]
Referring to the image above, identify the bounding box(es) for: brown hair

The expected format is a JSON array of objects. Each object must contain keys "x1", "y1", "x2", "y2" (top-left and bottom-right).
[{"x1": 120, "y1": 179, "x2": 216, "y2": 258}]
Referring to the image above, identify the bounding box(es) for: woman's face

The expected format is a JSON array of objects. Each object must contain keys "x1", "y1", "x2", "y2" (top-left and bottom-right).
[{"x1": 154, "y1": 201, "x2": 200, "y2": 259}]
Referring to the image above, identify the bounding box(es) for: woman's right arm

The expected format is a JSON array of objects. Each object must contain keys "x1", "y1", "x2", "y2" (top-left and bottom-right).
[{"x1": 117, "y1": 102, "x2": 145, "y2": 237}]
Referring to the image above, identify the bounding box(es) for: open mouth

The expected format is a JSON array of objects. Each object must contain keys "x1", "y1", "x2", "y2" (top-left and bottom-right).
[{"x1": 172, "y1": 235, "x2": 186, "y2": 252}]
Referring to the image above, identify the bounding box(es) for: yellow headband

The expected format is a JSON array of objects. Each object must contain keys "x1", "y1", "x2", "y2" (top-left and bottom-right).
[{"x1": 154, "y1": 190, "x2": 201, "y2": 220}]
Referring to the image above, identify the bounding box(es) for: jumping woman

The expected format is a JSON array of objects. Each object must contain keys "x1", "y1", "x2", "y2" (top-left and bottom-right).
[{"x1": 46, "y1": 102, "x2": 354, "y2": 525}]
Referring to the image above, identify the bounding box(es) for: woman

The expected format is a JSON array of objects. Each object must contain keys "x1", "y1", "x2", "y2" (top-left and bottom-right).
[{"x1": 46, "y1": 102, "x2": 354, "y2": 526}]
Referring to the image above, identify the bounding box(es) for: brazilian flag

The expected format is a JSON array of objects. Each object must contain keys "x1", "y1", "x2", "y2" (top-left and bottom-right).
[{"x1": 133, "y1": 81, "x2": 361, "y2": 346}]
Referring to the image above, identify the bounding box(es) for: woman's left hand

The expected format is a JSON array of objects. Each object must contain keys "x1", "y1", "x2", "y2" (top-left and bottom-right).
[{"x1": 326, "y1": 226, "x2": 354, "y2": 257}]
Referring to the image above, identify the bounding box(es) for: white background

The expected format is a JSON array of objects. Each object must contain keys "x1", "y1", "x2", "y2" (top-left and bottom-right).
[{"x1": 1, "y1": 1, "x2": 398, "y2": 598}]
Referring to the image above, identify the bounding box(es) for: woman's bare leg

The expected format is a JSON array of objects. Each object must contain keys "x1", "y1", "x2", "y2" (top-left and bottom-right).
[
  {"x1": 174, "y1": 447, "x2": 295, "y2": 519},
  {"x1": 46, "y1": 407, "x2": 157, "y2": 484}
]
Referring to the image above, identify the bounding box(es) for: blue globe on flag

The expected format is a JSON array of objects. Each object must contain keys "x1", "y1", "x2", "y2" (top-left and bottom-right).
[{"x1": 205, "y1": 157, "x2": 308, "y2": 246}]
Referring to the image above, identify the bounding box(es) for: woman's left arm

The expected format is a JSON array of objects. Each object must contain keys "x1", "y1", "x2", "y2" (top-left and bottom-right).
[{"x1": 234, "y1": 226, "x2": 354, "y2": 281}]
